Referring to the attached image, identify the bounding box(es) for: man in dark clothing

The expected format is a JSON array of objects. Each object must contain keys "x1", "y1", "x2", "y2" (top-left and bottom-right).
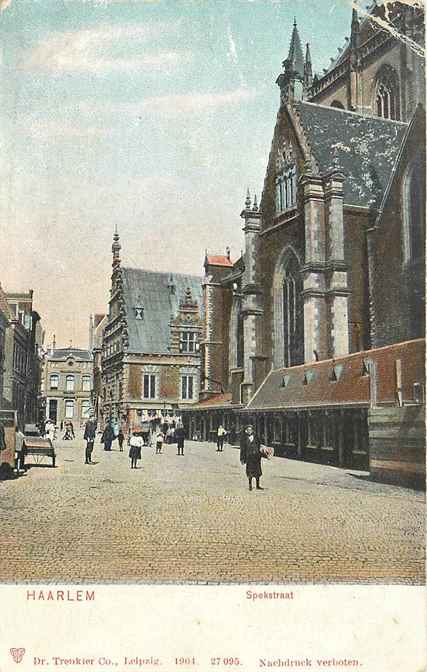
[
  {"x1": 84, "y1": 419, "x2": 96, "y2": 464},
  {"x1": 0, "y1": 422, "x2": 6, "y2": 451},
  {"x1": 101, "y1": 422, "x2": 114, "y2": 451},
  {"x1": 240, "y1": 425, "x2": 263, "y2": 491},
  {"x1": 175, "y1": 424, "x2": 185, "y2": 456}
]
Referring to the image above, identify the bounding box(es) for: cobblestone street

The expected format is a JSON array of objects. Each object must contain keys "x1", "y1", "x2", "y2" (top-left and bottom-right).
[{"x1": 0, "y1": 435, "x2": 424, "y2": 584}]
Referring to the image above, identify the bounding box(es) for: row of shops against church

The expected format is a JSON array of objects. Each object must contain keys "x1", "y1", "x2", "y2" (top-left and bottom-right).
[{"x1": 90, "y1": 5, "x2": 425, "y2": 487}]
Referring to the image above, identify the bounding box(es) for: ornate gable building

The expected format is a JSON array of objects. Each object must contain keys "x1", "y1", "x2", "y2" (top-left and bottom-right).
[
  {"x1": 183, "y1": 3, "x2": 425, "y2": 486},
  {"x1": 101, "y1": 232, "x2": 203, "y2": 429}
]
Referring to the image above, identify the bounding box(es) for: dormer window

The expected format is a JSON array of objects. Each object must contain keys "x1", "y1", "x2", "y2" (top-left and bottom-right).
[
  {"x1": 361, "y1": 359, "x2": 371, "y2": 377},
  {"x1": 276, "y1": 164, "x2": 297, "y2": 214},
  {"x1": 329, "y1": 364, "x2": 344, "y2": 382},
  {"x1": 303, "y1": 370, "x2": 317, "y2": 385},
  {"x1": 281, "y1": 375, "x2": 291, "y2": 388},
  {"x1": 180, "y1": 331, "x2": 196, "y2": 353},
  {"x1": 135, "y1": 307, "x2": 144, "y2": 320}
]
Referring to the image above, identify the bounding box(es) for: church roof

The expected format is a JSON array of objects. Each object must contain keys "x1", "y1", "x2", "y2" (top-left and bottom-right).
[
  {"x1": 121, "y1": 268, "x2": 203, "y2": 355},
  {"x1": 294, "y1": 102, "x2": 408, "y2": 207}
]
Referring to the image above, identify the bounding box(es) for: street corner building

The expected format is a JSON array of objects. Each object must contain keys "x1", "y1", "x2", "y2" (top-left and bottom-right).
[
  {"x1": 99, "y1": 231, "x2": 204, "y2": 429},
  {"x1": 0, "y1": 283, "x2": 44, "y2": 476},
  {"x1": 182, "y1": 3, "x2": 426, "y2": 489},
  {"x1": 42, "y1": 346, "x2": 94, "y2": 428}
]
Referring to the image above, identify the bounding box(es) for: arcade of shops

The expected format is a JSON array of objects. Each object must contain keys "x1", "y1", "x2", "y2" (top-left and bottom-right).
[{"x1": 181, "y1": 340, "x2": 426, "y2": 483}]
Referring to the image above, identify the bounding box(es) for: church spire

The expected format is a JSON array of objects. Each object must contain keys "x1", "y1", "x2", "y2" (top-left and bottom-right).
[
  {"x1": 303, "y1": 42, "x2": 313, "y2": 98},
  {"x1": 112, "y1": 226, "x2": 121, "y2": 270},
  {"x1": 276, "y1": 19, "x2": 305, "y2": 105},
  {"x1": 286, "y1": 19, "x2": 304, "y2": 80}
]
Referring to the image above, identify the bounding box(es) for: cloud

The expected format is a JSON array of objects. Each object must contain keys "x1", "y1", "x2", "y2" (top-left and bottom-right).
[
  {"x1": 22, "y1": 22, "x2": 191, "y2": 75},
  {"x1": 142, "y1": 88, "x2": 256, "y2": 115},
  {"x1": 85, "y1": 88, "x2": 256, "y2": 119},
  {"x1": 22, "y1": 118, "x2": 110, "y2": 140},
  {"x1": 65, "y1": 0, "x2": 159, "y2": 4}
]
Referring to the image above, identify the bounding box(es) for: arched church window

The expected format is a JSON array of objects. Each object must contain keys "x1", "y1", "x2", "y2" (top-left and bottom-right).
[
  {"x1": 402, "y1": 152, "x2": 425, "y2": 264},
  {"x1": 375, "y1": 66, "x2": 400, "y2": 120},
  {"x1": 276, "y1": 164, "x2": 297, "y2": 214},
  {"x1": 282, "y1": 252, "x2": 304, "y2": 367},
  {"x1": 236, "y1": 311, "x2": 244, "y2": 369}
]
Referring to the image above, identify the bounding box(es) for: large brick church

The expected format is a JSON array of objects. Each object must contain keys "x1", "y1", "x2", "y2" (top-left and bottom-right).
[{"x1": 183, "y1": 3, "x2": 425, "y2": 486}]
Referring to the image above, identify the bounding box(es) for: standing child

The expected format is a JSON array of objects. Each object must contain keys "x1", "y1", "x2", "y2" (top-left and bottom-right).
[
  {"x1": 155, "y1": 429, "x2": 164, "y2": 454},
  {"x1": 129, "y1": 431, "x2": 143, "y2": 469},
  {"x1": 118, "y1": 428, "x2": 125, "y2": 452}
]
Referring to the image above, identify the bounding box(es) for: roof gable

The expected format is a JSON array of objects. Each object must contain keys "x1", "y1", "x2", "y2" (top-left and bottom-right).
[
  {"x1": 294, "y1": 101, "x2": 407, "y2": 207},
  {"x1": 122, "y1": 268, "x2": 203, "y2": 355}
]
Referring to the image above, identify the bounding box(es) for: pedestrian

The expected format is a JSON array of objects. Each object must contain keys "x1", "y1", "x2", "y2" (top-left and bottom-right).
[
  {"x1": 240, "y1": 425, "x2": 264, "y2": 491},
  {"x1": 46, "y1": 420, "x2": 56, "y2": 443},
  {"x1": 155, "y1": 429, "x2": 164, "y2": 454},
  {"x1": 129, "y1": 431, "x2": 143, "y2": 469},
  {"x1": 101, "y1": 422, "x2": 114, "y2": 451},
  {"x1": 15, "y1": 426, "x2": 26, "y2": 473},
  {"x1": 0, "y1": 421, "x2": 6, "y2": 452},
  {"x1": 84, "y1": 418, "x2": 96, "y2": 464},
  {"x1": 69, "y1": 421, "x2": 75, "y2": 439},
  {"x1": 118, "y1": 428, "x2": 125, "y2": 452},
  {"x1": 175, "y1": 424, "x2": 185, "y2": 456},
  {"x1": 216, "y1": 425, "x2": 227, "y2": 452},
  {"x1": 63, "y1": 421, "x2": 72, "y2": 440}
]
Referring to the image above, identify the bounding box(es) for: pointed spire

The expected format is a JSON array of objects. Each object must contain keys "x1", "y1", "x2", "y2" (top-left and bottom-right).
[
  {"x1": 286, "y1": 19, "x2": 304, "y2": 79},
  {"x1": 304, "y1": 42, "x2": 313, "y2": 95},
  {"x1": 351, "y1": 7, "x2": 360, "y2": 47},
  {"x1": 252, "y1": 194, "x2": 258, "y2": 211},
  {"x1": 245, "y1": 188, "x2": 252, "y2": 209},
  {"x1": 112, "y1": 227, "x2": 121, "y2": 269}
]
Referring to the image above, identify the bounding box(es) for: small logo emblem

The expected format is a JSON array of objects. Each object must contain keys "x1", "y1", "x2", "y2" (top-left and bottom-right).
[{"x1": 10, "y1": 649, "x2": 25, "y2": 664}]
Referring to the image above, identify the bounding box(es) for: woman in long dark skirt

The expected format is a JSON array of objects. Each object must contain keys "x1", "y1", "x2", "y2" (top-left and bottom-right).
[{"x1": 240, "y1": 425, "x2": 263, "y2": 491}]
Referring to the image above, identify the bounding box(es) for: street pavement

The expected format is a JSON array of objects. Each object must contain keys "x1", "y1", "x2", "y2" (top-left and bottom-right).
[{"x1": 0, "y1": 435, "x2": 424, "y2": 584}]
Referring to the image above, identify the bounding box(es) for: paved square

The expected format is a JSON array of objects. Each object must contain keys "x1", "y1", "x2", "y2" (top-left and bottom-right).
[{"x1": 0, "y1": 436, "x2": 424, "y2": 583}]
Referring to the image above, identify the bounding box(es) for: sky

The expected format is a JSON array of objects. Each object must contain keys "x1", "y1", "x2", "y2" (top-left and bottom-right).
[{"x1": 0, "y1": 0, "x2": 370, "y2": 348}]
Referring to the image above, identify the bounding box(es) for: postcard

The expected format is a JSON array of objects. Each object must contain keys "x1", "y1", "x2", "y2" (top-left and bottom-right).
[{"x1": 0, "y1": 0, "x2": 425, "y2": 670}]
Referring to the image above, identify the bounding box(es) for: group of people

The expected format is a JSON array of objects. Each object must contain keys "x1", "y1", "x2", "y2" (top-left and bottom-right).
[
  {"x1": 129, "y1": 423, "x2": 186, "y2": 467},
  {"x1": 84, "y1": 419, "x2": 187, "y2": 469},
  {"x1": 83, "y1": 418, "x2": 269, "y2": 489}
]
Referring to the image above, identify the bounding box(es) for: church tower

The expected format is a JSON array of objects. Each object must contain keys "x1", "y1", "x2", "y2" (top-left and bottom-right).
[{"x1": 276, "y1": 19, "x2": 305, "y2": 105}]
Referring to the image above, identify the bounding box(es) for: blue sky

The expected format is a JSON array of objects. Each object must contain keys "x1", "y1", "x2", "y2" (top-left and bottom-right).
[{"x1": 0, "y1": 0, "x2": 367, "y2": 346}]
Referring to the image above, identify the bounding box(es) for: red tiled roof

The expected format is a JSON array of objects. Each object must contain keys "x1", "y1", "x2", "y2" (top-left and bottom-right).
[
  {"x1": 247, "y1": 339, "x2": 425, "y2": 411},
  {"x1": 205, "y1": 256, "x2": 233, "y2": 267},
  {"x1": 182, "y1": 393, "x2": 233, "y2": 410}
]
